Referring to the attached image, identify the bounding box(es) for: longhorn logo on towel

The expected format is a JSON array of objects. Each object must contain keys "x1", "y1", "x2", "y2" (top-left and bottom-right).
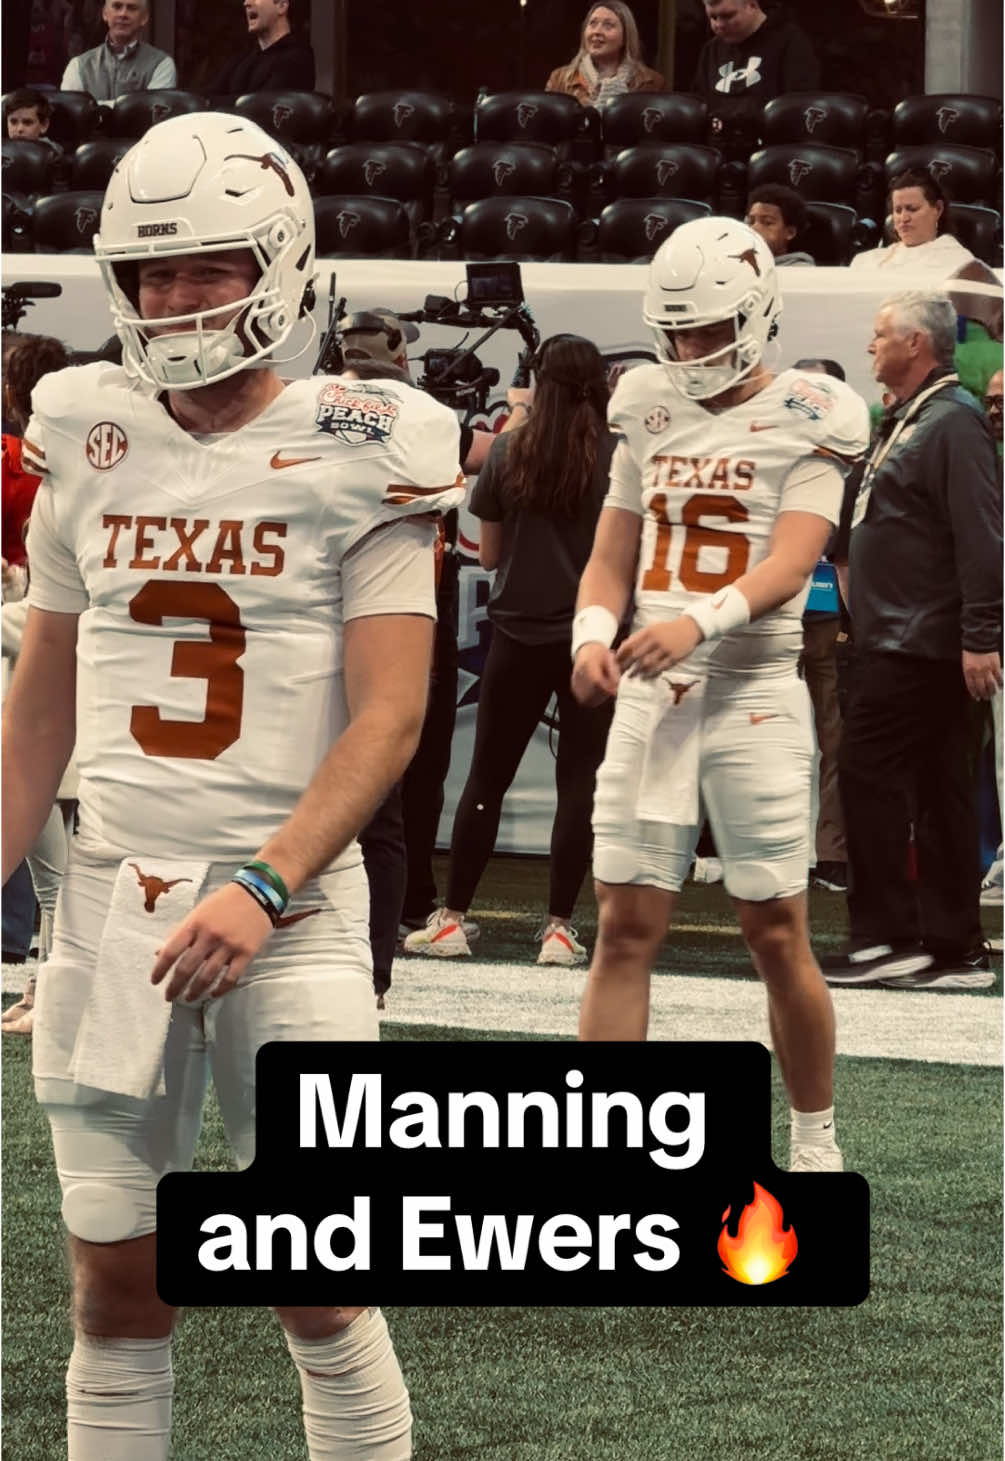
[
  {"x1": 669, "y1": 680, "x2": 699, "y2": 705},
  {"x1": 129, "y1": 863, "x2": 193, "y2": 913}
]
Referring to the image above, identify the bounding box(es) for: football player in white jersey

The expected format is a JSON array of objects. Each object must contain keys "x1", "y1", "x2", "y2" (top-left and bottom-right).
[
  {"x1": 571, "y1": 217, "x2": 869, "y2": 1172},
  {"x1": 1, "y1": 112, "x2": 464, "y2": 1460}
]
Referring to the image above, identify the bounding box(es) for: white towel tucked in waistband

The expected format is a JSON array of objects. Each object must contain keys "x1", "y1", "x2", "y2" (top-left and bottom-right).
[
  {"x1": 69, "y1": 857, "x2": 209, "y2": 1101},
  {"x1": 635, "y1": 674, "x2": 706, "y2": 826}
]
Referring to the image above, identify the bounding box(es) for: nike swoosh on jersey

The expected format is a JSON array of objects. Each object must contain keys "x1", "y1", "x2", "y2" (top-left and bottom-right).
[
  {"x1": 748, "y1": 423, "x2": 779, "y2": 432},
  {"x1": 275, "y1": 906, "x2": 324, "y2": 928},
  {"x1": 270, "y1": 451, "x2": 322, "y2": 469},
  {"x1": 749, "y1": 713, "x2": 779, "y2": 724}
]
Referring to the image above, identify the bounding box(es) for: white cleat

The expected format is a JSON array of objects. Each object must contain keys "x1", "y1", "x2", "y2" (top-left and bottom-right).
[
  {"x1": 790, "y1": 1144, "x2": 844, "y2": 1173},
  {"x1": 536, "y1": 922, "x2": 587, "y2": 967},
  {"x1": 402, "y1": 908, "x2": 471, "y2": 957}
]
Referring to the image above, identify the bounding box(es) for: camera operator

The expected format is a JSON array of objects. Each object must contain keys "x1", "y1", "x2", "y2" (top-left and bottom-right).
[{"x1": 341, "y1": 310, "x2": 530, "y2": 1001}]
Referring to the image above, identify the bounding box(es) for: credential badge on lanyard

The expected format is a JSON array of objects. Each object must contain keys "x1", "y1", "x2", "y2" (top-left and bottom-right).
[{"x1": 851, "y1": 374, "x2": 958, "y2": 529}]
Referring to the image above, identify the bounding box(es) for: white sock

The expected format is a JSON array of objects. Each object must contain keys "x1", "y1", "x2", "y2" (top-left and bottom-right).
[
  {"x1": 67, "y1": 1333, "x2": 172, "y2": 1460},
  {"x1": 791, "y1": 1106, "x2": 838, "y2": 1148},
  {"x1": 285, "y1": 1307, "x2": 412, "y2": 1460}
]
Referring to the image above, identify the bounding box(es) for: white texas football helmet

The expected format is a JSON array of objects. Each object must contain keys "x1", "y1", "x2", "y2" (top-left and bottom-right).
[
  {"x1": 94, "y1": 111, "x2": 316, "y2": 389},
  {"x1": 642, "y1": 217, "x2": 781, "y2": 400}
]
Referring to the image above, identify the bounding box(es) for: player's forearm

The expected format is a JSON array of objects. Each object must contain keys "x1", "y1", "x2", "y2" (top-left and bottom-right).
[
  {"x1": 731, "y1": 554, "x2": 815, "y2": 622},
  {"x1": 577, "y1": 555, "x2": 632, "y2": 624},
  {"x1": 253, "y1": 702, "x2": 426, "y2": 895}
]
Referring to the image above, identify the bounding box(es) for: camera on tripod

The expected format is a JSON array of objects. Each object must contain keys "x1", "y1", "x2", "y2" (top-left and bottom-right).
[
  {"x1": 314, "y1": 262, "x2": 540, "y2": 417},
  {"x1": 2, "y1": 279, "x2": 62, "y2": 332}
]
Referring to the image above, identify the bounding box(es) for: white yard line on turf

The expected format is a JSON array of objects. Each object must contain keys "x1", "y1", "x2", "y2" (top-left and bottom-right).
[{"x1": 383, "y1": 957, "x2": 1002, "y2": 1068}]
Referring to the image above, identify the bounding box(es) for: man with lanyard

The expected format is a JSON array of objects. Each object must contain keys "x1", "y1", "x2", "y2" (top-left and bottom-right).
[{"x1": 823, "y1": 290, "x2": 1002, "y2": 989}]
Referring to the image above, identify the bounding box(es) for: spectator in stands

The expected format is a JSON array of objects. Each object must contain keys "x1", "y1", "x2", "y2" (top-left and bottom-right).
[
  {"x1": 211, "y1": 0, "x2": 315, "y2": 94},
  {"x1": 61, "y1": 0, "x2": 176, "y2": 100},
  {"x1": 850, "y1": 169, "x2": 973, "y2": 277},
  {"x1": 4, "y1": 89, "x2": 62, "y2": 156},
  {"x1": 546, "y1": 3, "x2": 664, "y2": 105},
  {"x1": 746, "y1": 183, "x2": 815, "y2": 266},
  {"x1": 691, "y1": 0, "x2": 819, "y2": 124},
  {"x1": 404, "y1": 334, "x2": 615, "y2": 967},
  {"x1": 823, "y1": 291, "x2": 1002, "y2": 991}
]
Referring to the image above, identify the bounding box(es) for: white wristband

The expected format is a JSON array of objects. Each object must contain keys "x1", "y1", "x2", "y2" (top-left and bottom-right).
[
  {"x1": 684, "y1": 584, "x2": 751, "y2": 642},
  {"x1": 571, "y1": 605, "x2": 619, "y2": 661}
]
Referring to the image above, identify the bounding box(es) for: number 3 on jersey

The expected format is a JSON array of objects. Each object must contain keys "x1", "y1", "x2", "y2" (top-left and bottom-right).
[
  {"x1": 129, "y1": 581, "x2": 245, "y2": 759},
  {"x1": 641, "y1": 491, "x2": 750, "y2": 594}
]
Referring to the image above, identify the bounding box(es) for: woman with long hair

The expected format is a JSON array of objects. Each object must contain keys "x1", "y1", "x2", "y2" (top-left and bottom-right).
[
  {"x1": 546, "y1": 2, "x2": 664, "y2": 105},
  {"x1": 404, "y1": 334, "x2": 616, "y2": 965}
]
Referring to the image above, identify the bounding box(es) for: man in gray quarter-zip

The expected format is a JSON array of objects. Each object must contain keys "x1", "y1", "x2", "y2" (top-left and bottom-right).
[
  {"x1": 823, "y1": 290, "x2": 1003, "y2": 991},
  {"x1": 61, "y1": 0, "x2": 176, "y2": 101}
]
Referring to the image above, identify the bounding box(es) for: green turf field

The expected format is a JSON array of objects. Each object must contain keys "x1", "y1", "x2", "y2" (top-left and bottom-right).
[{"x1": 3, "y1": 858, "x2": 1002, "y2": 1460}]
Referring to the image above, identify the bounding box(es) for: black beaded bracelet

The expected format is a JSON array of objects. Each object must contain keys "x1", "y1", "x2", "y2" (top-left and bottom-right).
[{"x1": 231, "y1": 872, "x2": 280, "y2": 926}]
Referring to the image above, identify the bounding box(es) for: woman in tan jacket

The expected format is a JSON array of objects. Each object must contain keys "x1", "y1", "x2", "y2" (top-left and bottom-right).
[{"x1": 546, "y1": 2, "x2": 664, "y2": 105}]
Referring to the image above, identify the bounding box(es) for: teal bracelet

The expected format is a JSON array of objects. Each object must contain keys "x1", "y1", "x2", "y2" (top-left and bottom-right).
[
  {"x1": 232, "y1": 873, "x2": 280, "y2": 926},
  {"x1": 244, "y1": 859, "x2": 290, "y2": 905}
]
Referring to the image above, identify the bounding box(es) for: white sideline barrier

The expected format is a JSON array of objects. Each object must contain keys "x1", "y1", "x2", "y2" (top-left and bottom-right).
[{"x1": 3, "y1": 256, "x2": 1000, "y2": 854}]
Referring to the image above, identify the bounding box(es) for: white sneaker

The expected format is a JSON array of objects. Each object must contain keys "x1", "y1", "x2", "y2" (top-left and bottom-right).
[
  {"x1": 536, "y1": 922, "x2": 586, "y2": 966},
  {"x1": 692, "y1": 856, "x2": 724, "y2": 884},
  {"x1": 790, "y1": 1144, "x2": 844, "y2": 1173},
  {"x1": 402, "y1": 908, "x2": 471, "y2": 957}
]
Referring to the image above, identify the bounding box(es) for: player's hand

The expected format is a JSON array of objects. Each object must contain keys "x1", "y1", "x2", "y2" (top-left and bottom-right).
[
  {"x1": 962, "y1": 649, "x2": 1003, "y2": 701},
  {"x1": 616, "y1": 617, "x2": 703, "y2": 678},
  {"x1": 150, "y1": 883, "x2": 274, "y2": 1002},
  {"x1": 572, "y1": 642, "x2": 621, "y2": 705}
]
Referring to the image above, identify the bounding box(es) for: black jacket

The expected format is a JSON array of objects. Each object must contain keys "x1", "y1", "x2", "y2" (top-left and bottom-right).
[
  {"x1": 846, "y1": 373, "x2": 1002, "y2": 660},
  {"x1": 691, "y1": 10, "x2": 819, "y2": 118},
  {"x1": 212, "y1": 32, "x2": 315, "y2": 94}
]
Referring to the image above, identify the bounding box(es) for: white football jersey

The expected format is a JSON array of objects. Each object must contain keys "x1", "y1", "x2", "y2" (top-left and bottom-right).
[
  {"x1": 606, "y1": 364, "x2": 869, "y2": 678},
  {"x1": 25, "y1": 363, "x2": 464, "y2": 864}
]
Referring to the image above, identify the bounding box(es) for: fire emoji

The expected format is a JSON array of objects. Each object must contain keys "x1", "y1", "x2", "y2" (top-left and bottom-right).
[{"x1": 718, "y1": 1182, "x2": 798, "y2": 1285}]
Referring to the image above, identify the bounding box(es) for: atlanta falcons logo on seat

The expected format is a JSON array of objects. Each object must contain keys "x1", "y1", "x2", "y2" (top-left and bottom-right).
[
  {"x1": 271, "y1": 103, "x2": 294, "y2": 131},
  {"x1": 75, "y1": 205, "x2": 98, "y2": 235},
  {"x1": 641, "y1": 107, "x2": 663, "y2": 134},
  {"x1": 644, "y1": 212, "x2": 668, "y2": 242},
  {"x1": 128, "y1": 863, "x2": 193, "y2": 913},
  {"x1": 492, "y1": 159, "x2": 516, "y2": 186},
  {"x1": 150, "y1": 101, "x2": 170, "y2": 124},
  {"x1": 787, "y1": 159, "x2": 812, "y2": 187},
  {"x1": 803, "y1": 106, "x2": 827, "y2": 134},
  {"x1": 928, "y1": 159, "x2": 951, "y2": 181},
  {"x1": 363, "y1": 159, "x2": 387, "y2": 187},
  {"x1": 393, "y1": 101, "x2": 415, "y2": 128},
  {"x1": 516, "y1": 102, "x2": 538, "y2": 129},
  {"x1": 936, "y1": 106, "x2": 960, "y2": 134},
  {"x1": 655, "y1": 159, "x2": 679, "y2": 186},
  {"x1": 505, "y1": 210, "x2": 528, "y2": 240},
  {"x1": 335, "y1": 209, "x2": 360, "y2": 238}
]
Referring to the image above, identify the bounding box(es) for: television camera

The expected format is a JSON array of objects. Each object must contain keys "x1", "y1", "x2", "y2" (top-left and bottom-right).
[
  {"x1": 314, "y1": 262, "x2": 540, "y2": 417},
  {"x1": 2, "y1": 280, "x2": 62, "y2": 332}
]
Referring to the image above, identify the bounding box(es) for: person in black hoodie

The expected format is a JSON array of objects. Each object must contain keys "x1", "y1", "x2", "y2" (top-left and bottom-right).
[
  {"x1": 211, "y1": 0, "x2": 315, "y2": 94},
  {"x1": 691, "y1": 1, "x2": 819, "y2": 126}
]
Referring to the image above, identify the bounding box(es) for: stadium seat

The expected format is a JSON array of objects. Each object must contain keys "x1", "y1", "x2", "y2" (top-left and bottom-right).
[
  {"x1": 595, "y1": 143, "x2": 723, "y2": 208},
  {"x1": 313, "y1": 195, "x2": 412, "y2": 258},
  {"x1": 2, "y1": 191, "x2": 34, "y2": 252},
  {"x1": 892, "y1": 94, "x2": 1003, "y2": 155},
  {"x1": 350, "y1": 90, "x2": 466, "y2": 162},
  {"x1": 318, "y1": 142, "x2": 434, "y2": 249},
  {"x1": 474, "y1": 90, "x2": 600, "y2": 164},
  {"x1": 942, "y1": 203, "x2": 1002, "y2": 267},
  {"x1": 109, "y1": 89, "x2": 207, "y2": 138},
  {"x1": 590, "y1": 196, "x2": 711, "y2": 263},
  {"x1": 884, "y1": 144, "x2": 999, "y2": 206},
  {"x1": 599, "y1": 93, "x2": 708, "y2": 155},
  {"x1": 801, "y1": 200, "x2": 870, "y2": 265},
  {"x1": 70, "y1": 137, "x2": 133, "y2": 191},
  {"x1": 2, "y1": 138, "x2": 58, "y2": 197},
  {"x1": 447, "y1": 142, "x2": 574, "y2": 207},
  {"x1": 761, "y1": 92, "x2": 879, "y2": 154},
  {"x1": 746, "y1": 142, "x2": 861, "y2": 203},
  {"x1": 441, "y1": 195, "x2": 579, "y2": 262},
  {"x1": 229, "y1": 90, "x2": 335, "y2": 185},
  {"x1": 43, "y1": 91, "x2": 103, "y2": 148},
  {"x1": 31, "y1": 190, "x2": 104, "y2": 252}
]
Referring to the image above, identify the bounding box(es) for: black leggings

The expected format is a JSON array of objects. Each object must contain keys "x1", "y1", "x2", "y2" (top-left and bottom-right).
[{"x1": 446, "y1": 625, "x2": 613, "y2": 919}]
